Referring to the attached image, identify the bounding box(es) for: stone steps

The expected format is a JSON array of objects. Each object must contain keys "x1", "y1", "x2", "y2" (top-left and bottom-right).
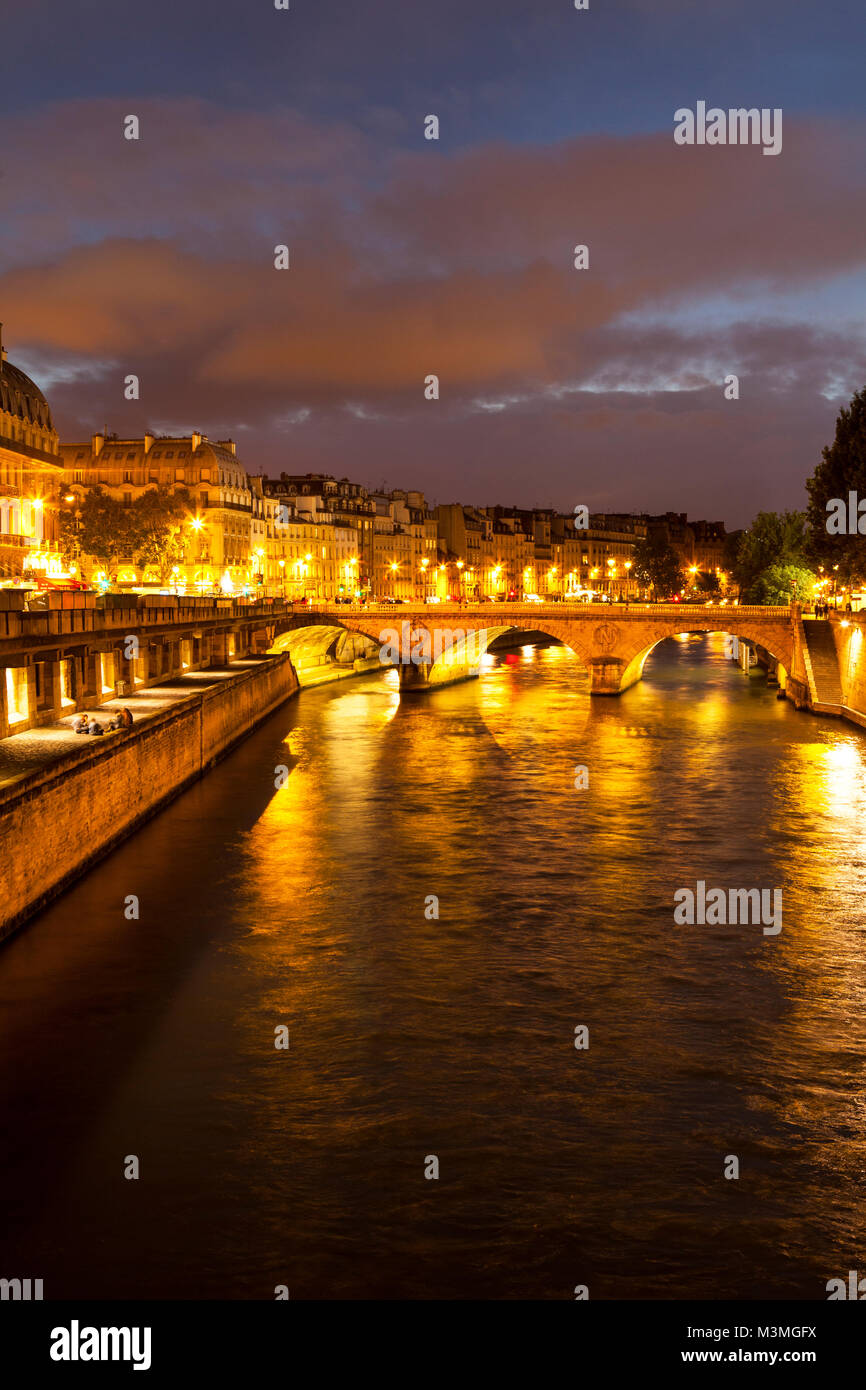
[{"x1": 802, "y1": 619, "x2": 843, "y2": 705}]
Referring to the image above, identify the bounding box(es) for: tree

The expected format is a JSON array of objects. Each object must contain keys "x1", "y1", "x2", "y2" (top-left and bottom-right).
[
  {"x1": 128, "y1": 486, "x2": 193, "y2": 585},
  {"x1": 695, "y1": 570, "x2": 721, "y2": 596},
  {"x1": 631, "y1": 535, "x2": 682, "y2": 598},
  {"x1": 734, "y1": 511, "x2": 808, "y2": 599},
  {"x1": 750, "y1": 562, "x2": 815, "y2": 606},
  {"x1": 805, "y1": 386, "x2": 866, "y2": 581},
  {"x1": 721, "y1": 529, "x2": 743, "y2": 594},
  {"x1": 73, "y1": 486, "x2": 132, "y2": 579}
]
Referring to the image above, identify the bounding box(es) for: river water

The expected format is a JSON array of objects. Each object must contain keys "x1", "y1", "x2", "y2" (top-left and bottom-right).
[{"x1": 2, "y1": 633, "x2": 865, "y2": 1300}]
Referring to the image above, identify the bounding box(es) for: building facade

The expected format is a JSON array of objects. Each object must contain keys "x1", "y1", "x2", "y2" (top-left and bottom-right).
[
  {"x1": 0, "y1": 333, "x2": 64, "y2": 583},
  {"x1": 60, "y1": 432, "x2": 258, "y2": 593}
]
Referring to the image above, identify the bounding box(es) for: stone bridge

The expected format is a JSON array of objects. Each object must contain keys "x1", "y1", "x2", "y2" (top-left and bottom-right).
[{"x1": 269, "y1": 602, "x2": 801, "y2": 695}]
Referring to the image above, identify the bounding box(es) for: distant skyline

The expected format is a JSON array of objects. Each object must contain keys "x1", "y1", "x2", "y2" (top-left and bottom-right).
[{"x1": 2, "y1": 0, "x2": 865, "y2": 528}]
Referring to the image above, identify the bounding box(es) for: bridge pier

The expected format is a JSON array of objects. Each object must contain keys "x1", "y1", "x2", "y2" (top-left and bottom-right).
[
  {"x1": 588, "y1": 657, "x2": 638, "y2": 696},
  {"x1": 397, "y1": 660, "x2": 480, "y2": 693}
]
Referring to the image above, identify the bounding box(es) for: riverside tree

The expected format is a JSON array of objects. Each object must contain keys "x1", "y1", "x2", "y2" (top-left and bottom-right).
[
  {"x1": 66, "y1": 486, "x2": 131, "y2": 581},
  {"x1": 806, "y1": 385, "x2": 866, "y2": 581},
  {"x1": 630, "y1": 534, "x2": 682, "y2": 599},
  {"x1": 750, "y1": 562, "x2": 815, "y2": 606},
  {"x1": 129, "y1": 485, "x2": 193, "y2": 585},
  {"x1": 733, "y1": 511, "x2": 810, "y2": 600}
]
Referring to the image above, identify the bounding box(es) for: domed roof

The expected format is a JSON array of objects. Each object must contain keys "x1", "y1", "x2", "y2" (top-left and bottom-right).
[{"x1": 0, "y1": 358, "x2": 55, "y2": 432}]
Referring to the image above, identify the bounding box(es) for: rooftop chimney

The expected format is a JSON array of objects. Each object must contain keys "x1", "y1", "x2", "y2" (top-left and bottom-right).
[
  {"x1": 191, "y1": 431, "x2": 202, "y2": 452},
  {"x1": 144, "y1": 431, "x2": 154, "y2": 454},
  {"x1": 92, "y1": 433, "x2": 105, "y2": 457}
]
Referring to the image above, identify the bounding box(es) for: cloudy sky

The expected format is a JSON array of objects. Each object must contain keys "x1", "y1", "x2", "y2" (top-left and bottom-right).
[{"x1": 2, "y1": 0, "x2": 865, "y2": 526}]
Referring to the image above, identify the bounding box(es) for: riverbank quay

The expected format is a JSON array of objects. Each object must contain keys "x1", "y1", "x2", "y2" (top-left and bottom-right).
[{"x1": 0, "y1": 654, "x2": 298, "y2": 941}]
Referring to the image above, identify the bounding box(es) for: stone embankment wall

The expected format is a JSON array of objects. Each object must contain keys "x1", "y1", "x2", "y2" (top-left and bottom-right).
[
  {"x1": 0, "y1": 655, "x2": 297, "y2": 940},
  {"x1": 829, "y1": 615, "x2": 866, "y2": 729}
]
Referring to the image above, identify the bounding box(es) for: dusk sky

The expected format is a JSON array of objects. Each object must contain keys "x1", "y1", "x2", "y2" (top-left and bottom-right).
[{"x1": 2, "y1": 0, "x2": 865, "y2": 527}]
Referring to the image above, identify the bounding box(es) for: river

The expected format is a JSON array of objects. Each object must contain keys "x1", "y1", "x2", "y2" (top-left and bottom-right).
[{"x1": 1, "y1": 632, "x2": 865, "y2": 1299}]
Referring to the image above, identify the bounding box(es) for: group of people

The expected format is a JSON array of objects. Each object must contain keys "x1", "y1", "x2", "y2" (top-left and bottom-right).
[
  {"x1": 813, "y1": 601, "x2": 852, "y2": 617},
  {"x1": 72, "y1": 707, "x2": 134, "y2": 737}
]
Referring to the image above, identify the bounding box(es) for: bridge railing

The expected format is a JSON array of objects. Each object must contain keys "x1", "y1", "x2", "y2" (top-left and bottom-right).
[{"x1": 301, "y1": 602, "x2": 791, "y2": 619}]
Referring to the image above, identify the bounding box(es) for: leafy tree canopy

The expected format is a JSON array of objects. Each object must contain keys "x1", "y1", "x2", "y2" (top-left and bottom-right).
[
  {"x1": 805, "y1": 385, "x2": 866, "y2": 581},
  {"x1": 630, "y1": 534, "x2": 682, "y2": 598},
  {"x1": 749, "y1": 562, "x2": 816, "y2": 607},
  {"x1": 128, "y1": 486, "x2": 193, "y2": 584},
  {"x1": 735, "y1": 511, "x2": 808, "y2": 598}
]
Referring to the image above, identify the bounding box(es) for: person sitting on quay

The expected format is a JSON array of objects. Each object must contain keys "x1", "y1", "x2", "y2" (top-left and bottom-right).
[
  {"x1": 106, "y1": 713, "x2": 124, "y2": 731},
  {"x1": 87, "y1": 718, "x2": 105, "y2": 736},
  {"x1": 120, "y1": 707, "x2": 134, "y2": 728},
  {"x1": 72, "y1": 713, "x2": 89, "y2": 734}
]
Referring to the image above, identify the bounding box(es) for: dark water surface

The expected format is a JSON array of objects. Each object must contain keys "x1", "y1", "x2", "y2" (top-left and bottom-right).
[{"x1": 2, "y1": 634, "x2": 865, "y2": 1299}]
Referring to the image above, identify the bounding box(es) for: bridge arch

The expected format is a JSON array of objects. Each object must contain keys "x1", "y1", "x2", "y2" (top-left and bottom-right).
[
  {"x1": 268, "y1": 620, "x2": 380, "y2": 671},
  {"x1": 415, "y1": 621, "x2": 593, "y2": 686},
  {"x1": 617, "y1": 622, "x2": 794, "y2": 694}
]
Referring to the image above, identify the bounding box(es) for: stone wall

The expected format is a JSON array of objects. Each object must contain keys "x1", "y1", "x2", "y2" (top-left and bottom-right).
[
  {"x1": 830, "y1": 615, "x2": 866, "y2": 729},
  {"x1": 0, "y1": 655, "x2": 298, "y2": 940}
]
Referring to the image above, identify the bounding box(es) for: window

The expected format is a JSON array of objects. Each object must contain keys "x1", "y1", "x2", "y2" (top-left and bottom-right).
[
  {"x1": 151, "y1": 451, "x2": 162, "y2": 458},
  {"x1": 175, "y1": 469, "x2": 185, "y2": 482},
  {"x1": 124, "y1": 493, "x2": 132, "y2": 506},
  {"x1": 100, "y1": 652, "x2": 115, "y2": 694},
  {"x1": 199, "y1": 493, "x2": 208, "y2": 510},
  {"x1": 123, "y1": 470, "x2": 133, "y2": 483},
  {"x1": 5, "y1": 667, "x2": 29, "y2": 724},
  {"x1": 74, "y1": 470, "x2": 84, "y2": 483},
  {"x1": 126, "y1": 452, "x2": 136, "y2": 461},
  {"x1": 59, "y1": 659, "x2": 74, "y2": 707},
  {"x1": 165, "y1": 451, "x2": 175, "y2": 459},
  {"x1": 76, "y1": 450, "x2": 85, "y2": 460}
]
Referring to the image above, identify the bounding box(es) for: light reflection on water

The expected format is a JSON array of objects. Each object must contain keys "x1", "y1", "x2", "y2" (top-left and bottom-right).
[{"x1": 1, "y1": 633, "x2": 865, "y2": 1299}]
